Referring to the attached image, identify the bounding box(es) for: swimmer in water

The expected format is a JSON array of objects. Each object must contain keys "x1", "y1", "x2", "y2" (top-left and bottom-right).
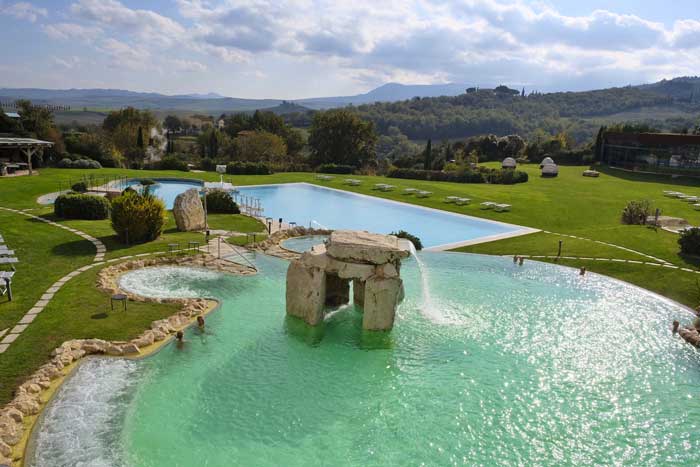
[
  {"x1": 197, "y1": 315, "x2": 205, "y2": 329},
  {"x1": 579, "y1": 266, "x2": 586, "y2": 276},
  {"x1": 175, "y1": 330, "x2": 185, "y2": 348}
]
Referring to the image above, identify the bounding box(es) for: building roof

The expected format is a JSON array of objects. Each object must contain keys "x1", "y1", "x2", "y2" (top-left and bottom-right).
[
  {"x1": 0, "y1": 137, "x2": 54, "y2": 148},
  {"x1": 605, "y1": 132, "x2": 700, "y2": 147}
]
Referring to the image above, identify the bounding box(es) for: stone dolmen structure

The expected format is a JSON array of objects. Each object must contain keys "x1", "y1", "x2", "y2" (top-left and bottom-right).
[{"x1": 286, "y1": 230, "x2": 410, "y2": 332}]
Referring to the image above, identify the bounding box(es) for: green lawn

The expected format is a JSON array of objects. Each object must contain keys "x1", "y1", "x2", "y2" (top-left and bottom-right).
[{"x1": 2, "y1": 164, "x2": 700, "y2": 404}]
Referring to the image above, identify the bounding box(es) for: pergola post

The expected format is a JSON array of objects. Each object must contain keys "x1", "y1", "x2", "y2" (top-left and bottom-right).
[{"x1": 22, "y1": 147, "x2": 37, "y2": 175}]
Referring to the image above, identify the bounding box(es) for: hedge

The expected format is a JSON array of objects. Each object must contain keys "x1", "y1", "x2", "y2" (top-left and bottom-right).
[
  {"x1": 146, "y1": 156, "x2": 189, "y2": 172},
  {"x1": 71, "y1": 181, "x2": 88, "y2": 193},
  {"x1": 205, "y1": 189, "x2": 240, "y2": 214},
  {"x1": 57, "y1": 158, "x2": 102, "y2": 169},
  {"x1": 54, "y1": 193, "x2": 111, "y2": 220},
  {"x1": 226, "y1": 161, "x2": 271, "y2": 175},
  {"x1": 387, "y1": 167, "x2": 528, "y2": 184},
  {"x1": 316, "y1": 164, "x2": 355, "y2": 174}
]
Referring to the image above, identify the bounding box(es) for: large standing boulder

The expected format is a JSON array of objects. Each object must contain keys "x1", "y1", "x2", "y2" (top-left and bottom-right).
[
  {"x1": 363, "y1": 276, "x2": 403, "y2": 331},
  {"x1": 286, "y1": 260, "x2": 326, "y2": 326},
  {"x1": 173, "y1": 188, "x2": 206, "y2": 232}
]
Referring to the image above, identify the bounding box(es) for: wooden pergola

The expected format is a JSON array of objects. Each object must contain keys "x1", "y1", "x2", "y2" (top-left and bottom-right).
[{"x1": 0, "y1": 138, "x2": 53, "y2": 175}]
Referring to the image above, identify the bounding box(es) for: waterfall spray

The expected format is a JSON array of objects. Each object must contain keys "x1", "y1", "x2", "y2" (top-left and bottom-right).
[{"x1": 408, "y1": 242, "x2": 459, "y2": 325}]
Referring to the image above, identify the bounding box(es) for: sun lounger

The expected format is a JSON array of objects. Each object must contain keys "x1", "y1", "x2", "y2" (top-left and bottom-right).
[
  {"x1": 346, "y1": 179, "x2": 361, "y2": 186},
  {"x1": 694, "y1": 204, "x2": 700, "y2": 211},
  {"x1": 684, "y1": 196, "x2": 700, "y2": 203},
  {"x1": 455, "y1": 197, "x2": 471, "y2": 205},
  {"x1": 416, "y1": 191, "x2": 432, "y2": 198},
  {"x1": 0, "y1": 269, "x2": 14, "y2": 301},
  {"x1": 663, "y1": 190, "x2": 678, "y2": 197},
  {"x1": 494, "y1": 203, "x2": 512, "y2": 212},
  {"x1": 673, "y1": 192, "x2": 687, "y2": 198},
  {"x1": 0, "y1": 258, "x2": 18, "y2": 264},
  {"x1": 381, "y1": 185, "x2": 396, "y2": 192},
  {"x1": 0, "y1": 249, "x2": 14, "y2": 256},
  {"x1": 445, "y1": 196, "x2": 460, "y2": 203},
  {"x1": 480, "y1": 202, "x2": 496, "y2": 210},
  {"x1": 403, "y1": 188, "x2": 418, "y2": 195},
  {"x1": 374, "y1": 183, "x2": 388, "y2": 190}
]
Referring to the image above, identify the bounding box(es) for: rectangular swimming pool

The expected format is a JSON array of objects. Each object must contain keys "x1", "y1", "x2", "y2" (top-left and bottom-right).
[{"x1": 238, "y1": 183, "x2": 537, "y2": 250}]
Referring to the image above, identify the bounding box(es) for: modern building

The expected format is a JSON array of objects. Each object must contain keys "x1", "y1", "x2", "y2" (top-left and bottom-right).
[{"x1": 600, "y1": 132, "x2": 700, "y2": 173}]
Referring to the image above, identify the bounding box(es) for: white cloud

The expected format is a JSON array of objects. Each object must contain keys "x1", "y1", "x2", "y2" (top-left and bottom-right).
[
  {"x1": 100, "y1": 38, "x2": 151, "y2": 71},
  {"x1": 171, "y1": 59, "x2": 207, "y2": 72},
  {"x1": 1, "y1": 1, "x2": 47, "y2": 22},
  {"x1": 42, "y1": 22, "x2": 102, "y2": 42},
  {"x1": 70, "y1": 0, "x2": 184, "y2": 44}
]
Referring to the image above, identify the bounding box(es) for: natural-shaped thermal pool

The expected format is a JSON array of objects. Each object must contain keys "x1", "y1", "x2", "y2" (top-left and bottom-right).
[{"x1": 29, "y1": 253, "x2": 700, "y2": 466}]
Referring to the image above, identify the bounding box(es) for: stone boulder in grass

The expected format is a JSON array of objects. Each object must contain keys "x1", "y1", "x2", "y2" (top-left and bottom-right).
[{"x1": 173, "y1": 188, "x2": 206, "y2": 232}]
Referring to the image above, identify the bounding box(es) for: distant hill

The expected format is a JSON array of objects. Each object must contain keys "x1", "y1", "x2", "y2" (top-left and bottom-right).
[
  {"x1": 636, "y1": 76, "x2": 700, "y2": 102},
  {"x1": 297, "y1": 82, "x2": 469, "y2": 109}
]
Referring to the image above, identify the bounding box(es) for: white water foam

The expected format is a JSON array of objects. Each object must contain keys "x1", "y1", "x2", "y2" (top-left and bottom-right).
[
  {"x1": 119, "y1": 266, "x2": 221, "y2": 299},
  {"x1": 30, "y1": 358, "x2": 140, "y2": 467},
  {"x1": 408, "y1": 243, "x2": 465, "y2": 325}
]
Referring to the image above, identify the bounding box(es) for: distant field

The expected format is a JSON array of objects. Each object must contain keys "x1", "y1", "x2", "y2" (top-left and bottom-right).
[{"x1": 54, "y1": 110, "x2": 108, "y2": 126}]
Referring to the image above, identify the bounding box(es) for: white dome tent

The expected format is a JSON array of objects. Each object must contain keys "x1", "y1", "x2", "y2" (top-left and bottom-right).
[
  {"x1": 502, "y1": 157, "x2": 517, "y2": 169},
  {"x1": 541, "y1": 163, "x2": 559, "y2": 177},
  {"x1": 540, "y1": 156, "x2": 554, "y2": 168}
]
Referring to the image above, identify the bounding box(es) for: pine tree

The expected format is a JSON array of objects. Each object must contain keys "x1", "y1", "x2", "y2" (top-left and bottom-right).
[
  {"x1": 594, "y1": 126, "x2": 606, "y2": 161},
  {"x1": 423, "y1": 139, "x2": 432, "y2": 170},
  {"x1": 521, "y1": 88, "x2": 525, "y2": 97},
  {"x1": 136, "y1": 126, "x2": 144, "y2": 149}
]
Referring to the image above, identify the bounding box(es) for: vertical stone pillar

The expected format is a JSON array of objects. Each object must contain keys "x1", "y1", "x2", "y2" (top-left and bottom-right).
[
  {"x1": 353, "y1": 279, "x2": 365, "y2": 308},
  {"x1": 325, "y1": 273, "x2": 350, "y2": 307},
  {"x1": 362, "y1": 276, "x2": 403, "y2": 331},
  {"x1": 286, "y1": 260, "x2": 326, "y2": 326}
]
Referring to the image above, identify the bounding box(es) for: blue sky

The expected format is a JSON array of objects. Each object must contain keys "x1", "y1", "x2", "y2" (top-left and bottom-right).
[{"x1": 0, "y1": 0, "x2": 698, "y2": 99}]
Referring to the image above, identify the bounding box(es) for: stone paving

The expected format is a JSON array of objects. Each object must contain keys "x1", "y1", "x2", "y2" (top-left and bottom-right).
[{"x1": 0, "y1": 206, "x2": 109, "y2": 353}]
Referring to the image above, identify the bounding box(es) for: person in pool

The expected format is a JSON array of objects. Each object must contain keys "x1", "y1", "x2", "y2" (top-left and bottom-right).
[
  {"x1": 197, "y1": 315, "x2": 205, "y2": 330},
  {"x1": 175, "y1": 330, "x2": 185, "y2": 349}
]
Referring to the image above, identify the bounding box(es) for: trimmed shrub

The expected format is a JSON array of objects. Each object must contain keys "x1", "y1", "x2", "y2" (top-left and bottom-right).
[
  {"x1": 205, "y1": 189, "x2": 240, "y2": 214},
  {"x1": 484, "y1": 167, "x2": 529, "y2": 184},
  {"x1": 316, "y1": 164, "x2": 355, "y2": 174},
  {"x1": 71, "y1": 181, "x2": 88, "y2": 193},
  {"x1": 391, "y1": 230, "x2": 423, "y2": 250},
  {"x1": 140, "y1": 179, "x2": 156, "y2": 186},
  {"x1": 111, "y1": 190, "x2": 166, "y2": 244},
  {"x1": 56, "y1": 158, "x2": 102, "y2": 169},
  {"x1": 54, "y1": 193, "x2": 110, "y2": 220},
  {"x1": 679, "y1": 227, "x2": 700, "y2": 255},
  {"x1": 226, "y1": 161, "x2": 271, "y2": 175},
  {"x1": 621, "y1": 200, "x2": 651, "y2": 225},
  {"x1": 57, "y1": 158, "x2": 73, "y2": 168},
  {"x1": 150, "y1": 156, "x2": 189, "y2": 172}
]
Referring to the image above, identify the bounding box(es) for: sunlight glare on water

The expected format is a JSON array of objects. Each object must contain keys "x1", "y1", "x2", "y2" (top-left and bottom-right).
[{"x1": 29, "y1": 253, "x2": 700, "y2": 466}]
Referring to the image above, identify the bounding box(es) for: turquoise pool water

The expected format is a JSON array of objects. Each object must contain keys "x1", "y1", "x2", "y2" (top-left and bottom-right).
[
  {"x1": 126, "y1": 179, "x2": 203, "y2": 209},
  {"x1": 239, "y1": 184, "x2": 527, "y2": 249},
  {"x1": 30, "y1": 253, "x2": 700, "y2": 466},
  {"x1": 280, "y1": 235, "x2": 329, "y2": 253}
]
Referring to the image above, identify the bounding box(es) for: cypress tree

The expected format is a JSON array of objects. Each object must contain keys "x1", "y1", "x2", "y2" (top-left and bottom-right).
[
  {"x1": 136, "y1": 126, "x2": 144, "y2": 149},
  {"x1": 209, "y1": 130, "x2": 218, "y2": 158},
  {"x1": 594, "y1": 126, "x2": 606, "y2": 162},
  {"x1": 423, "y1": 139, "x2": 432, "y2": 170}
]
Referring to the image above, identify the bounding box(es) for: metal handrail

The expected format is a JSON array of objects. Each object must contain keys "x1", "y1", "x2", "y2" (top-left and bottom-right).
[{"x1": 221, "y1": 235, "x2": 257, "y2": 271}]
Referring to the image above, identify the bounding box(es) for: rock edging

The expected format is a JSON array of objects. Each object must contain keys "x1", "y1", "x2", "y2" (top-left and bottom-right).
[
  {"x1": 0, "y1": 253, "x2": 251, "y2": 466},
  {"x1": 252, "y1": 226, "x2": 332, "y2": 260}
]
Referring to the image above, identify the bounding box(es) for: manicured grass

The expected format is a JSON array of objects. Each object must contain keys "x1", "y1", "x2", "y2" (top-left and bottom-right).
[
  {"x1": 207, "y1": 213, "x2": 266, "y2": 233},
  {"x1": 0, "y1": 210, "x2": 94, "y2": 333},
  {"x1": 0, "y1": 263, "x2": 180, "y2": 404},
  {"x1": 227, "y1": 232, "x2": 268, "y2": 246}
]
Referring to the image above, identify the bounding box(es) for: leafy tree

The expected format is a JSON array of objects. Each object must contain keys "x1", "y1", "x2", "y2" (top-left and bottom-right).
[
  {"x1": 231, "y1": 131, "x2": 287, "y2": 164},
  {"x1": 102, "y1": 107, "x2": 157, "y2": 157},
  {"x1": 111, "y1": 190, "x2": 166, "y2": 244},
  {"x1": 164, "y1": 115, "x2": 182, "y2": 132},
  {"x1": 308, "y1": 109, "x2": 377, "y2": 168}
]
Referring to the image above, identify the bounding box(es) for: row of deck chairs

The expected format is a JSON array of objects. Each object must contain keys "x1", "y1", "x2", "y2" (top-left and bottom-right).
[{"x1": 0, "y1": 234, "x2": 16, "y2": 301}]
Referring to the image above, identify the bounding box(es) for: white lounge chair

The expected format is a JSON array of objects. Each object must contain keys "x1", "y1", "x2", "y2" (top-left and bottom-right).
[
  {"x1": 694, "y1": 203, "x2": 700, "y2": 211},
  {"x1": 673, "y1": 192, "x2": 687, "y2": 198},
  {"x1": 374, "y1": 183, "x2": 388, "y2": 190},
  {"x1": 494, "y1": 203, "x2": 511, "y2": 212},
  {"x1": 445, "y1": 196, "x2": 460, "y2": 203},
  {"x1": 480, "y1": 202, "x2": 496, "y2": 210},
  {"x1": 455, "y1": 197, "x2": 471, "y2": 205},
  {"x1": 403, "y1": 188, "x2": 418, "y2": 195},
  {"x1": 0, "y1": 269, "x2": 14, "y2": 301},
  {"x1": 416, "y1": 190, "x2": 432, "y2": 198},
  {"x1": 684, "y1": 196, "x2": 700, "y2": 203}
]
